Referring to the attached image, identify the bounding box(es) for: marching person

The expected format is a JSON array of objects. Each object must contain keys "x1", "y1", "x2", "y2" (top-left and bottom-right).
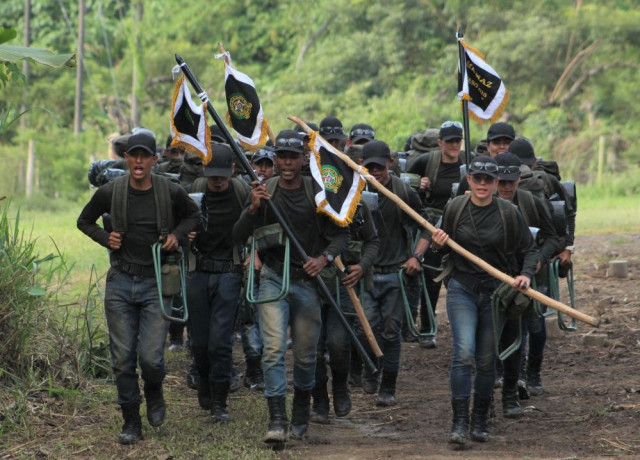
[
  {"x1": 187, "y1": 143, "x2": 251, "y2": 422},
  {"x1": 359, "y1": 140, "x2": 430, "y2": 406},
  {"x1": 233, "y1": 129, "x2": 350, "y2": 444},
  {"x1": 77, "y1": 132, "x2": 200, "y2": 444},
  {"x1": 430, "y1": 155, "x2": 538, "y2": 445}
]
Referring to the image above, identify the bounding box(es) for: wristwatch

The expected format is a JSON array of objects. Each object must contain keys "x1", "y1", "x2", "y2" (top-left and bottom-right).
[
  {"x1": 412, "y1": 252, "x2": 425, "y2": 263},
  {"x1": 323, "y1": 252, "x2": 335, "y2": 264},
  {"x1": 565, "y1": 245, "x2": 575, "y2": 255}
]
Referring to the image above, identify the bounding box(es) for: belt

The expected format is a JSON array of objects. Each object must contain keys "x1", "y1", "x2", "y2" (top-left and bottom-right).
[
  {"x1": 265, "y1": 259, "x2": 311, "y2": 281},
  {"x1": 452, "y1": 271, "x2": 499, "y2": 293},
  {"x1": 372, "y1": 265, "x2": 402, "y2": 274},
  {"x1": 196, "y1": 258, "x2": 240, "y2": 274},
  {"x1": 111, "y1": 260, "x2": 156, "y2": 277}
]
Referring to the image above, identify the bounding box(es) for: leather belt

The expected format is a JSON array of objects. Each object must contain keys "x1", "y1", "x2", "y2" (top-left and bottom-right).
[
  {"x1": 111, "y1": 260, "x2": 156, "y2": 277},
  {"x1": 452, "y1": 271, "x2": 499, "y2": 293},
  {"x1": 265, "y1": 259, "x2": 311, "y2": 281},
  {"x1": 196, "y1": 258, "x2": 240, "y2": 274}
]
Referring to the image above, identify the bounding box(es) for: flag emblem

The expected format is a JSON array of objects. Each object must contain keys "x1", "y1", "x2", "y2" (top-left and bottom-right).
[
  {"x1": 229, "y1": 94, "x2": 252, "y2": 120},
  {"x1": 322, "y1": 165, "x2": 344, "y2": 193}
]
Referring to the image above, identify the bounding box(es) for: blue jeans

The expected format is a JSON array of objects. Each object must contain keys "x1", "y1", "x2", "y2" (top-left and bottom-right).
[
  {"x1": 104, "y1": 268, "x2": 171, "y2": 406},
  {"x1": 446, "y1": 277, "x2": 500, "y2": 399},
  {"x1": 187, "y1": 270, "x2": 241, "y2": 386},
  {"x1": 258, "y1": 265, "x2": 322, "y2": 397},
  {"x1": 362, "y1": 272, "x2": 404, "y2": 373}
]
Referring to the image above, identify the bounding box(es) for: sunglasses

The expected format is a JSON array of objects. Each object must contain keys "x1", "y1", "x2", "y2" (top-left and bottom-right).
[
  {"x1": 350, "y1": 128, "x2": 375, "y2": 138},
  {"x1": 441, "y1": 121, "x2": 463, "y2": 129},
  {"x1": 498, "y1": 165, "x2": 521, "y2": 176},
  {"x1": 320, "y1": 126, "x2": 344, "y2": 135},
  {"x1": 470, "y1": 161, "x2": 499, "y2": 173},
  {"x1": 470, "y1": 174, "x2": 497, "y2": 184},
  {"x1": 275, "y1": 137, "x2": 305, "y2": 148}
]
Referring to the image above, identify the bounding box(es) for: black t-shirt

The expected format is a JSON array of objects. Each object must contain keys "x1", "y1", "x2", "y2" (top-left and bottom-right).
[
  {"x1": 194, "y1": 182, "x2": 241, "y2": 260},
  {"x1": 122, "y1": 188, "x2": 160, "y2": 265},
  {"x1": 429, "y1": 162, "x2": 461, "y2": 210}
]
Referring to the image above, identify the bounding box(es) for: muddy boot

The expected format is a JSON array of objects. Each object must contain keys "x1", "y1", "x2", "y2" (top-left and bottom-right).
[
  {"x1": 264, "y1": 396, "x2": 288, "y2": 444},
  {"x1": 210, "y1": 383, "x2": 230, "y2": 423},
  {"x1": 243, "y1": 357, "x2": 265, "y2": 391},
  {"x1": 502, "y1": 385, "x2": 522, "y2": 419},
  {"x1": 470, "y1": 395, "x2": 491, "y2": 442},
  {"x1": 448, "y1": 397, "x2": 469, "y2": 445},
  {"x1": 527, "y1": 354, "x2": 544, "y2": 396},
  {"x1": 197, "y1": 377, "x2": 212, "y2": 410},
  {"x1": 375, "y1": 370, "x2": 397, "y2": 407},
  {"x1": 290, "y1": 388, "x2": 312, "y2": 438},
  {"x1": 332, "y1": 372, "x2": 352, "y2": 417},
  {"x1": 362, "y1": 366, "x2": 380, "y2": 395},
  {"x1": 144, "y1": 382, "x2": 166, "y2": 427},
  {"x1": 117, "y1": 403, "x2": 142, "y2": 445},
  {"x1": 310, "y1": 381, "x2": 330, "y2": 424},
  {"x1": 186, "y1": 359, "x2": 200, "y2": 390}
]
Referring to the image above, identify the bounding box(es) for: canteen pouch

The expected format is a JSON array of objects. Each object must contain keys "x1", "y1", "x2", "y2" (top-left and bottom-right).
[
  {"x1": 253, "y1": 223, "x2": 285, "y2": 252},
  {"x1": 491, "y1": 282, "x2": 531, "y2": 319},
  {"x1": 161, "y1": 254, "x2": 181, "y2": 297}
]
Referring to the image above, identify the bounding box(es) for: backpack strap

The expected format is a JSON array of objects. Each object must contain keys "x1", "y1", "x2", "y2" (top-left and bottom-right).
[
  {"x1": 434, "y1": 194, "x2": 470, "y2": 283},
  {"x1": 423, "y1": 151, "x2": 441, "y2": 200},
  {"x1": 515, "y1": 189, "x2": 539, "y2": 228},
  {"x1": 110, "y1": 174, "x2": 130, "y2": 234},
  {"x1": 230, "y1": 177, "x2": 251, "y2": 208},
  {"x1": 495, "y1": 197, "x2": 519, "y2": 272},
  {"x1": 151, "y1": 174, "x2": 173, "y2": 238},
  {"x1": 191, "y1": 176, "x2": 208, "y2": 194}
]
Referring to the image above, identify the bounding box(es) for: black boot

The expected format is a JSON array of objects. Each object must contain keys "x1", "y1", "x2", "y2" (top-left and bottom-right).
[
  {"x1": 310, "y1": 381, "x2": 330, "y2": 424},
  {"x1": 197, "y1": 377, "x2": 212, "y2": 410},
  {"x1": 375, "y1": 370, "x2": 397, "y2": 407},
  {"x1": 264, "y1": 396, "x2": 288, "y2": 444},
  {"x1": 144, "y1": 382, "x2": 166, "y2": 427},
  {"x1": 290, "y1": 388, "x2": 312, "y2": 438},
  {"x1": 243, "y1": 357, "x2": 265, "y2": 391},
  {"x1": 349, "y1": 351, "x2": 362, "y2": 387},
  {"x1": 332, "y1": 372, "x2": 352, "y2": 417},
  {"x1": 362, "y1": 366, "x2": 380, "y2": 395},
  {"x1": 502, "y1": 385, "x2": 522, "y2": 419},
  {"x1": 118, "y1": 403, "x2": 142, "y2": 445},
  {"x1": 448, "y1": 397, "x2": 469, "y2": 445},
  {"x1": 527, "y1": 354, "x2": 544, "y2": 396},
  {"x1": 210, "y1": 383, "x2": 230, "y2": 423},
  {"x1": 470, "y1": 395, "x2": 491, "y2": 442},
  {"x1": 186, "y1": 359, "x2": 200, "y2": 390}
]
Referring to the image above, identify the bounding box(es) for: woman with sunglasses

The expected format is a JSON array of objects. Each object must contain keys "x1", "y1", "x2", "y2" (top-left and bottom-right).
[{"x1": 429, "y1": 155, "x2": 538, "y2": 445}]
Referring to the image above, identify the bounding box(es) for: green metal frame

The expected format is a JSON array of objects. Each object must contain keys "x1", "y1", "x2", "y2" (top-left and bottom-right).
[
  {"x1": 491, "y1": 293, "x2": 523, "y2": 361},
  {"x1": 152, "y1": 242, "x2": 188, "y2": 324},
  {"x1": 398, "y1": 267, "x2": 438, "y2": 339},
  {"x1": 245, "y1": 236, "x2": 291, "y2": 304}
]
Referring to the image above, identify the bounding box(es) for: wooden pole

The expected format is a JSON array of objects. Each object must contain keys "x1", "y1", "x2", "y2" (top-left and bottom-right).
[
  {"x1": 334, "y1": 256, "x2": 383, "y2": 358},
  {"x1": 289, "y1": 115, "x2": 599, "y2": 328}
]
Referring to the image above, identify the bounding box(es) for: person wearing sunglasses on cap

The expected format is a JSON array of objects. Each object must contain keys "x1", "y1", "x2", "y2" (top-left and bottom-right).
[
  {"x1": 430, "y1": 155, "x2": 538, "y2": 445},
  {"x1": 494, "y1": 152, "x2": 560, "y2": 418},
  {"x1": 233, "y1": 129, "x2": 350, "y2": 444},
  {"x1": 406, "y1": 120, "x2": 465, "y2": 349}
]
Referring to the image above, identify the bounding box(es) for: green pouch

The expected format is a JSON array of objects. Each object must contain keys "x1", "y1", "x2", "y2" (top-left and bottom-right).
[
  {"x1": 161, "y1": 263, "x2": 181, "y2": 297},
  {"x1": 400, "y1": 173, "x2": 421, "y2": 189},
  {"x1": 342, "y1": 240, "x2": 363, "y2": 265},
  {"x1": 491, "y1": 282, "x2": 531, "y2": 319},
  {"x1": 253, "y1": 223, "x2": 284, "y2": 252}
]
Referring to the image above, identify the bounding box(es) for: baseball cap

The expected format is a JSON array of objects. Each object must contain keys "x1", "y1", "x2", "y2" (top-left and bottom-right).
[
  {"x1": 439, "y1": 121, "x2": 463, "y2": 141},
  {"x1": 274, "y1": 129, "x2": 306, "y2": 154},
  {"x1": 468, "y1": 155, "x2": 498, "y2": 178},
  {"x1": 362, "y1": 140, "x2": 391, "y2": 168},
  {"x1": 508, "y1": 138, "x2": 535, "y2": 166},
  {"x1": 495, "y1": 152, "x2": 522, "y2": 181},
  {"x1": 126, "y1": 132, "x2": 156, "y2": 156},
  {"x1": 487, "y1": 122, "x2": 516, "y2": 141},
  {"x1": 252, "y1": 146, "x2": 275, "y2": 164},
  {"x1": 349, "y1": 123, "x2": 375, "y2": 144},
  {"x1": 203, "y1": 143, "x2": 234, "y2": 177},
  {"x1": 293, "y1": 122, "x2": 319, "y2": 133},
  {"x1": 319, "y1": 116, "x2": 346, "y2": 141}
]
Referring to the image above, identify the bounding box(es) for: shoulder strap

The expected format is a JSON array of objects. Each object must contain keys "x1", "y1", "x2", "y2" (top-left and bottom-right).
[
  {"x1": 110, "y1": 175, "x2": 130, "y2": 234},
  {"x1": 151, "y1": 174, "x2": 173, "y2": 237},
  {"x1": 192, "y1": 176, "x2": 208, "y2": 194},
  {"x1": 266, "y1": 176, "x2": 279, "y2": 196},
  {"x1": 302, "y1": 176, "x2": 317, "y2": 207},
  {"x1": 230, "y1": 177, "x2": 251, "y2": 208},
  {"x1": 495, "y1": 197, "x2": 518, "y2": 255},
  {"x1": 390, "y1": 175, "x2": 409, "y2": 204},
  {"x1": 446, "y1": 194, "x2": 471, "y2": 238},
  {"x1": 424, "y1": 151, "x2": 442, "y2": 188},
  {"x1": 515, "y1": 189, "x2": 539, "y2": 228}
]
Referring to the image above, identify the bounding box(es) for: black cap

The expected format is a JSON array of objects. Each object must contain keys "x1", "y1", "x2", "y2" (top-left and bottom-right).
[
  {"x1": 439, "y1": 121, "x2": 463, "y2": 141},
  {"x1": 252, "y1": 146, "x2": 275, "y2": 164},
  {"x1": 203, "y1": 144, "x2": 234, "y2": 177},
  {"x1": 508, "y1": 138, "x2": 535, "y2": 166},
  {"x1": 468, "y1": 155, "x2": 498, "y2": 178},
  {"x1": 293, "y1": 122, "x2": 318, "y2": 133},
  {"x1": 126, "y1": 132, "x2": 156, "y2": 156},
  {"x1": 495, "y1": 152, "x2": 522, "y2": 181},
  {"x1": 210, "y1": 125, "x2": 227, "y2": 144},
  {"x1": 274, "y1": 129, "x2": 306, "y2": 154},
  {"x1": 349, "y1": 123, "x2": 375, "y2": 144},
  {"x1": 487, "y1": 122, "x2": 516, "y2": 141},
  {"x1": 319, "y1": 116, "x2": 346, "y2": 141},
  {"x1": 362, "y1": 140, "x2": 391, "y2": 168}
]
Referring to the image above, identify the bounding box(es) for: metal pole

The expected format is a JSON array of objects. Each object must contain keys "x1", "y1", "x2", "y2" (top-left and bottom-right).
[
  {"x1": 457, "y1": 28, "x2": 472, "y2": 171},
  {"x1": 174, "y1": 54, "x2": 378, "y2": 374}
]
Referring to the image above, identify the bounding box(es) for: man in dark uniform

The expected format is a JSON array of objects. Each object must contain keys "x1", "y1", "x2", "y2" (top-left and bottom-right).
[
  {"x1": 77, "y1": 132, "x2": 200, "y2": 444},
  {"x1": 233, "y1": 129, "x2": 350, "y2": 444}
]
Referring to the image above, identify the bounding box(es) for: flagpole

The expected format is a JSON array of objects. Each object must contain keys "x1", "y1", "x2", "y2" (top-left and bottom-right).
[
  {"x1": 289, "y1": 115, "x2": 599, "y2": 329},
  {"x1": 457, "y1": 28, "x2": 472, "y2": 172},
  {"x1": 174, "y1": 54, "x2": 380, "y2": 374}
]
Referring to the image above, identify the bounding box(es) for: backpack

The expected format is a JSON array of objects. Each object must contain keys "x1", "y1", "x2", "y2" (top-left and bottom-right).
[
  {"x1": 514, "y1": 189, "x2": 540, "y2": 228},
  {"x1": 191, "y1": 176, "x2": 251, "y2": 208},
  {"x1": 518, "y1": 165, "x2": 547, "y2": 200},
  {"x1": 535, "y1": 160, "x2": 561, "y2": 181},
  {"x1": 110, "y1": 173, "x2": 173, "y2": 238}
]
